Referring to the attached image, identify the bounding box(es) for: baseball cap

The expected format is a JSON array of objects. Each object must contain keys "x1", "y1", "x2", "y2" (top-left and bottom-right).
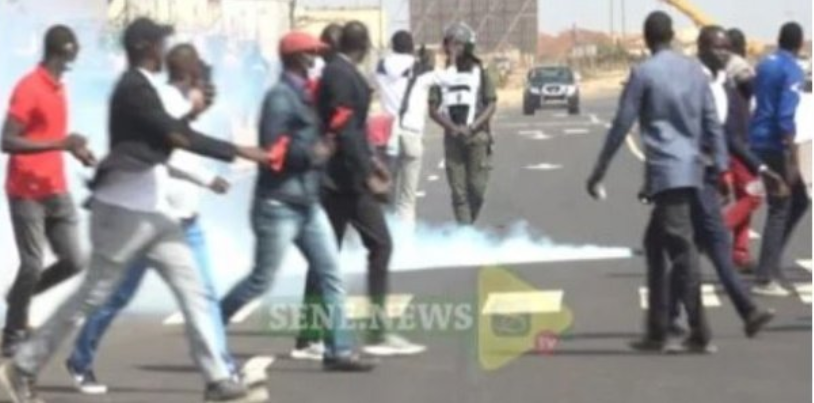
[
  {"x1": 279, "y1": 31, "x2": 328, "y2": 56},
  {"x1": 123, "y1": 17, "x2": 174, "y2": 53}
]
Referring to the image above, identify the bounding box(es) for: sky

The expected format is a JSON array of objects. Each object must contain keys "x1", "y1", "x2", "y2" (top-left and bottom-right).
[{"x1": 301, "y1": 0, "x2": 812, "y2": 42}]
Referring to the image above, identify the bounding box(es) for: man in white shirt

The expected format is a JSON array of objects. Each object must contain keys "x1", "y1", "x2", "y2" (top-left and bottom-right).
[{"x1": 63, "y1": 43, "x2": 235, "y2": 395}]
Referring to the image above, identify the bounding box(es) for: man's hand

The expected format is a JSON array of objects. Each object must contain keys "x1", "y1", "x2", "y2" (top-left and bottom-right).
[
  {"x1": 208, "y1": 176, "x2": 230, "y2": 195},
  {"x1": 586, "y1": 171, "x2": 607, "y2": 200},
  {"x1": 718, "y1": 173, "x2": 734, "y2": 205},
  {"x1": 367, "y1": 175, "x2": 391, "y2": 201},
  {"x1": 61, "y1": 134, "x2": 87, "y2": 152},
  {"x1": 760, "y1": 168, "x2": 790, "y2": 197},
  {"x1": 312, "y1": 138, "x2": 335, "y2": 165},
  {"x1": 71, "y1": 145, "x2": 97, "y2": 167},
  {"x1": 236, "y1": 146, "x2": 268, "y2": 164}
]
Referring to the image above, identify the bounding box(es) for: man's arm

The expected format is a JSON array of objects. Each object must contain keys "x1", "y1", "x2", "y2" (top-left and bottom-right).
[
  {"x1": 470, "y1": 68, "x2": 497, "y2": 134},
  {"x1": 1, "y1": 116, "x2": 73, "y2": 154},
  {"x1": 589, "y1": 68, "x2": 646, "y2": 181},
  {"x1": 780, "y1": 66, "x2": 804, "y2": 184},
  {"x1": 259, "y1": 90, "x2": 319, "y2": 173},
  {"x1": 322, "y1": 66, "x2": 374, "y2": 180},
  {"x1": 701, "y1": 85, "x2": 729, "y2": 173}
]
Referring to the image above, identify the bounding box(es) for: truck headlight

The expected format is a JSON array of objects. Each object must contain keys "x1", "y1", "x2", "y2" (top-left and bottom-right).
[
  {"x1": 566, "y1": 86, "x2": 577, "y2": 96},
  {"x1": 528, "y1": 87, "x2": 541, "y2": 95}
]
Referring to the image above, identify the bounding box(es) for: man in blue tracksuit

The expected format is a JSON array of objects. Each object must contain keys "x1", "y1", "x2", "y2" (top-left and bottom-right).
[{"x1": 749, "y1": 22, "x2": 810, "y2": 297}]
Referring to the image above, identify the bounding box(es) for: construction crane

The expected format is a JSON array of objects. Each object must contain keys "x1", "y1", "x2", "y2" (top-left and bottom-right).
[{"x1": 661, "y1": 0, "x2": 765, "y2": 55}]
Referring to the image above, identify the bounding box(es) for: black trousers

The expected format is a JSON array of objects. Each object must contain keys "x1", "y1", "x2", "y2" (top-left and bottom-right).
[
  {"x1": 297, "y1": 190, "x2": 393, "y2": 346},
  {"x1": 644, "y1": 188, "x2": 710, "y2": 343},
  {"x1": 754, "y1": 149, "x2": 811, "y2": 284}
]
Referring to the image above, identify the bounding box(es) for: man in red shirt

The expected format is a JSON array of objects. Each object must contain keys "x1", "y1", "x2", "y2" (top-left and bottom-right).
[{"x1": 1, "y1": 25, "x2": 95, "y2": 358}]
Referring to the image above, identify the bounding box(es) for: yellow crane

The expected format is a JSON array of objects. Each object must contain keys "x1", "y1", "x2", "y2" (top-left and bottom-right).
[{"x1": 661, "y1": 0, "x2": 765, "y2": 55}]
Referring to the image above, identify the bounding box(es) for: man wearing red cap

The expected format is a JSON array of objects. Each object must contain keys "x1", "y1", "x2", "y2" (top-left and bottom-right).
[{"x1": 219, "y1": 31, "x2": 375, "y2": 372}]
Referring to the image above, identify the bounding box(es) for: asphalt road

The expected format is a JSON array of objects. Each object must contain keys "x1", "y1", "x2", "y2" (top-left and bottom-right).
[{"x1": 12, "y1": 92, "x2": 812, "y2": 403}]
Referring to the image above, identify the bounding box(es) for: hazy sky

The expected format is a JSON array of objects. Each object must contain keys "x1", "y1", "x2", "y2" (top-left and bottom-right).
[{"x1": 302, "y1": 0, "x2": 812, "y2": 42}]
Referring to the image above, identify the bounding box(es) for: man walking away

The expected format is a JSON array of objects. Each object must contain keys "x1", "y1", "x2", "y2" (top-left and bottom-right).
[
  {"x1": 305, "y1": 21, "x2": 425, "y2": 357},
  {"x1": 667, "y1": 26, "x2": 779, "y2": 340},
  {"x1": 219, "y1": 31, "x2": 375, "y2": 372},
  {"x1": 750, "y1": 22, "x2": 810, "y2": 297},
  {"x1": 587, "y1": 12, "x2": 726, "y2": 354},
  {"x1": 0, "y1": 18, "x2": 269, "y2": 403},
  {"x1": 429, "y1": 22, "x2": 497, "y2": 225},
  {"x1": 1, "y1": 25, "x2": 95, "y2": 358}
]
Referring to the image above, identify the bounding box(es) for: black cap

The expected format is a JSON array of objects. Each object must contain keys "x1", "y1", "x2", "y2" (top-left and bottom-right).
[{"x1": 123, "y1": 17, "x2": 174, "y2": 53}]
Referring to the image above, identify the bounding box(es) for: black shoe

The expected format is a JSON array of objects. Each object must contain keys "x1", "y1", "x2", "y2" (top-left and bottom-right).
[
  {"x1": 628, "y1": 338, "x2": 666, "y2": 353},
  {"x1": 204, "y1": 379, "x2": 249, "y2": 402},
  {"x1": 2, "y1": 329, "x2": 29, "y2": 358},
  {"x1": 323, "y1": 354, "x2": 376, "y2": 372},
  {"x1": 0, "y1": 361, "x2": 43, "y2": 403},
  {"x1": 744, "y1": 308, "x2": 776, "y2": 338}
]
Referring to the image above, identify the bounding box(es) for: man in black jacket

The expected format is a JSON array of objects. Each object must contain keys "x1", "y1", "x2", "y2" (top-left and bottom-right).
[
  {"x1": 0, "y1": 18, "x2": 267, "y2": 403},
  {"x1": 299, "y1": 21, "x2": 424, "y2": 357}
]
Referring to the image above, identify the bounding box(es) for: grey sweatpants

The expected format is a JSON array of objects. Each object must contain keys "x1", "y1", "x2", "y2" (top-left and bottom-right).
[{"x1": 14, "y1": 201, "x2": 233, "y2": 383}]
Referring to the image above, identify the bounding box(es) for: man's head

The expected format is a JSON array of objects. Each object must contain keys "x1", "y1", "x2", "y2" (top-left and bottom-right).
[
  {"x1": 320, "y1": 23, "x2": 343, "y2": 62},
  {"x1": 391, "y1": 30, "x2": 414, "y2": 54},
  {"x1": 778, "y1": 22, "x2": 804, "y2": 55},
  {"x1": 643, "y1": 11, "x2": 674, "y2": 51},
  {"x1": 697, "y1": 25, "x2": 730, "y2": 73},
  {"x1": 443, "y1": 22, "x2": 476, "y2": 62},
  {"x1": 166, "y1": 44, "x2": 200, "y2": 84},
  {"x1": 280, "y1": 31, "x2": 328, "y2": 76},
  {"x1": 339, "y1": 21, "x2": 371, "y2": 63},
  {"x1": 43, "y1": 25, "x2": 79, "y2": 75},
  {"x1": 726, "y1": 28, "x2": 747, "y2": 57},
  {"x1": 123, "y1": 17, "x2": 174, "y2": 71}
]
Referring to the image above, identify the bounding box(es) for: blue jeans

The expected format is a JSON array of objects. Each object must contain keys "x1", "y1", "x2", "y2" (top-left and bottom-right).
[
  {"x1": 67, "y1": 218, "x2": 231, "y2": 374},
  {"x1": 220, "y1": 198, "x2": 353, "y2": 357},
  {"x1": 670, "y1": 173, "x2": 756, "y2": 323}
]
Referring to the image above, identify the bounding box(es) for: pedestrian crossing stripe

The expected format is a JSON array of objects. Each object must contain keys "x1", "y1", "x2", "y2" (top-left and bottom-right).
[
  {"x1": 797, "y1": 260, "x2": 812, "y2": 273},
  {"x1": 793, "y1": 283, "x2": 812, "y2": 304},
  {"x1": 481, "y1": 290, "x2": 564, "y2": 315},
  {"x1": 163, "y1": 298, "x2": 263, "y2": 326},
  {"x1": 345, "y1": 294, "x2": 414, "y2": 320},
  {"x1": 638, "y1": 284, "x2": 721, "y2": 309},
  {"x1": 749, "y1": 230, "x2": 761, "y2": 240}
]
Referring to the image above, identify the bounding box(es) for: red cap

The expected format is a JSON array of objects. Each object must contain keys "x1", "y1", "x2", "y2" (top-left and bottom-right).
[{"x1": 279, "y1": 31, "x2": 327, "y2": 56}]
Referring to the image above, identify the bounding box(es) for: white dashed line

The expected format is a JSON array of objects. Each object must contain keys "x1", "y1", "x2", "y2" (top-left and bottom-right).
[
  {"x1": 526, "y1": 163, "x2": 563, "y2": 171},
  {"x1": 563, "y1": 128, "x2": 590, "y2": 135},
  {"x1": 749, "y1": 230, "x2": 761, "y2": 240},
  {"x1": 438, "y1": 159, "x2": 445, "y2": 169},
  {"x1": 589, "y1": 114, "x2": 601, "y2": 125},
  {"x1": 797, "y1": 259, "x2": 812, "y2": 273},
  {"x1": 428, "y1": 175, "x2": 440, "y2": 182},
  {"x1": 639, "y1": 284, "x2": 721, "y2": 309},
  {"x1": 482, "y1": 290, "x2": 564, "y2": 315},
  {"x1": 793, "y1": 283, "x2": 812, "y2": 304},
  {"x1": 416, "y1": 191, "x2": 427, "y2": 198},
  {"x1": 518, "y1": 130, "x2": 551, "y2": 140}
]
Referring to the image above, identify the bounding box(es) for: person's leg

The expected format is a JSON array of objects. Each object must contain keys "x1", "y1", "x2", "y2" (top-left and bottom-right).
[
  {"x1": 393, "y1": 132, "x2": 424, "y2": 225},
  {"x1": 295, "y1": 205, "x2": 353, "y2": 357},
  {"x1": 220, "y1": 199, "x2": 301, "y2": 323},
  {"x1": 643, "y1": 206, "x2": 668, "y2": 342},
  {"x1": 725, "y1": 160, "x2": 761, "y2": 266},
  {"x1": 182, "y1": 218, "x2": 233, "y2": 372},
  {"x1": 464, "y1": 137, "x2": 492, "y2": 224},
  {"x1": 347, "y1": 192, "x2": 393, "y2": 340},
  {"x1": 660, "y1": 189, "x2": 709, "y2": 345},
  {"x1": 4, "y1": 198, "x2": 47, "y2": 353},
  {"x1": 13, "y1": 202, "x2": 157, "y2": 377},
  {"x1": 755, "y1": 150, "x2": 793, "y2": 285},
  {"x1": 694, "y1": 179, "x2": 756, "y2": 321},
  {"x1": 780, "y1": 178, "x2": 811, "y2": 248},
  {"x1": 35, "y1": 193, "x2": 85, "y2": 294},
  {"x1": 67, "y1": 261, "x2": 150, "y2": 374},
  {"x1": 146, "y1": 219, "x2": 236, "y2": 384},
  {"x1": 444, "y1": 135, "x2": 472, "y2": 224}
]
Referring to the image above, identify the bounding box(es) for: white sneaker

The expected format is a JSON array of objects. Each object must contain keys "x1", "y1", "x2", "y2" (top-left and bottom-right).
[
  {"x1": 752, "y1": 281, "x2": 791, "y2": 297},
  {"x1": 290, "y1": 342, "x2": 325, "y2": 361},
  {"x1": 66, "y1": 362, "x2": 108, "y2": 395},
  {"x1": 363, "y1": 334, "x2": 426, "y2": 357}
]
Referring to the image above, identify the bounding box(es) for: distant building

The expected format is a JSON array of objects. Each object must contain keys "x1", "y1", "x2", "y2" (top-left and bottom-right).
[
  {"x1": 295, "y1": 6, "x2": 388, "y2": 51},
  {"x1": 410, "y1": 0, "x2": 538, "y2": 55}
]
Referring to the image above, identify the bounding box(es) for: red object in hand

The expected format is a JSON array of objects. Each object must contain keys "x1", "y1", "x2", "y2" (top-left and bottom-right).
[
  {"x1": 267, "y1": 136, "x2": 291, "y2": 172},
  {"x1": 366, "y1": 113, "x2": 394, "y2": 148}
]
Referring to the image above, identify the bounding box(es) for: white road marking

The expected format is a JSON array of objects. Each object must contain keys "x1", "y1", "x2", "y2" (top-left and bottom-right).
[
  {"x1": 793, "y1": 283, "x2": 812, "y2": 304},
  {"x1": 231, "y1": 299, "x2": 263, "y2": 324},
  {"x1": 749, "y1": 230, "x2": 761, "y2": 240},
  {"x1": 797, "y1": 259, "x2": 812, "y2": 273},
  {"x1": 163, "y1": 312, "x2": 185, "y2": 326},
  {"x1": 428, "y1": 175, "x2": 440, "y2": 182},
  {"x1": 563, "y1": 128, "x2": 590, "y2": 135},
  {"x1": 417, "y1": 191, "x2": 427, "y2": 198},
  {"x1": 518, "y1": 130, "x2": 551, "y2": 140},
  {"x1": 589, "y1": 114, "x2": 600, "y2": 124},
  {"x1": 345, "y1": 294, "x2": 414, "y2": 320},
  {"x1": 438, "y1": 159, "x2": 445, "y2": 169},
  {"x1": 639, "y1": 284, "x2": 721, "y2": 309},
  {"x1": 526, "y1": 163, "x2": 563, "y2": 171},
  {"x1": 482, "y1": 290, "x2": 564, "y2": 315},
  {"x1": 496, "y1": 121, "x2": 597, "y2": 128},
  {"x1": 553, "y1": 112, "x2": 568, "y2": 118}
]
